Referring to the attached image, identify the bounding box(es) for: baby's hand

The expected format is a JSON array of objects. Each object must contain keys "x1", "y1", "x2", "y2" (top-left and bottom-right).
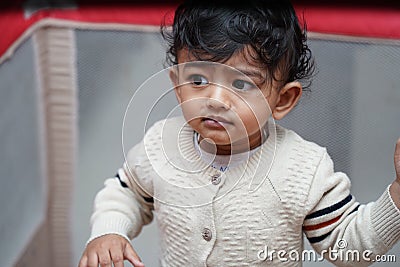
[{"x1": 79, "y1": 234, "x2": 145, "y2": 267}]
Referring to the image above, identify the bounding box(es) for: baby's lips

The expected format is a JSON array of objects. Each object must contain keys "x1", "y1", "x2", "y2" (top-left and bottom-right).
[{"x1": 204, "y1": 115, "x2": 232, "y2": 124}]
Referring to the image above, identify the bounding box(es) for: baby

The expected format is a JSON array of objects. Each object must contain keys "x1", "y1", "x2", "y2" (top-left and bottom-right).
[{"x1": 79, "y1": 0, "x2": 400, "y2": 266}]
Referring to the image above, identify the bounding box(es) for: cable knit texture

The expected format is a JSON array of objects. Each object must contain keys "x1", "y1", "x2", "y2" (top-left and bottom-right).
[{"x1": 89, "y1": 117, "x2": 400, "y2": 266}]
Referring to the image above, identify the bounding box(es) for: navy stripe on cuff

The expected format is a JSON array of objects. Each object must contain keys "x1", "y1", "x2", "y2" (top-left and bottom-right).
[
  {"x1": 307, "y1": 231, "x2": 332, "y2": 244},
  {"x1": 306, "y1": 195, "x2": 353, "y2": 220},
  {"x1": 115, "y1": 173, "x2": 128, "y2": 188},
  {"x1": 115, "y1": 173, "x2": 154, "y2": 203},
  {"x1": 349, "y1": 204, "x2": 360, "y2": 215}
]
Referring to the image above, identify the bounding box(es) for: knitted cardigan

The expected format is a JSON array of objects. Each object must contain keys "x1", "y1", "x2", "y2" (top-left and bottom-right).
[{"x1": 89, "y1": 117, "x2": 400, "y2": 266}]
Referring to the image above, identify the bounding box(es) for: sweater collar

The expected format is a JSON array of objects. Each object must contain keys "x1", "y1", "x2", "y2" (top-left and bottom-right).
[{"x1": 173, "y1": 117, "x2": 285, "y2": 192}]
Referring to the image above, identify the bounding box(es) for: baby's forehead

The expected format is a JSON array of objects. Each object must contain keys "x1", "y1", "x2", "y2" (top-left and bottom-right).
[
  {"x1": 176, "y1": 48, "x2": 267, "y2": 77},
  {"x1": 177, "y1": 46, "x2": 262, "y2": 65},
  {"x1": 178, "y1": 61, "x2": 264, "y2": 82}
]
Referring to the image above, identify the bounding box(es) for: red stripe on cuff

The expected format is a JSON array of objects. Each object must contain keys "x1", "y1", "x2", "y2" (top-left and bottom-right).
[{"x1": 303, "y1": 215, "x2": 341, "y2": 231}]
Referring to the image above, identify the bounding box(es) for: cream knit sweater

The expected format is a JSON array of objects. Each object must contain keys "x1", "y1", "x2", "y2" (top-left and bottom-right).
[{"x1": 89, "y1": 117, "x2": 400, "y2": 266}]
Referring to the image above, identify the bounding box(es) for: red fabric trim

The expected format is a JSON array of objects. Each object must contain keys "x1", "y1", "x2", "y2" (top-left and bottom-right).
[
  {"x1": 303, "y1": 215, "x2": 341, "y2": 231},
  {"x1": 296, "y1": 5, "x2": 400, "y2": 40},
  {"x1": 0, "y1": 4, "x2": 177, "y2": 58},
  {"x1": 1, "y1": 3, "x2": 399, "y2": 58}
]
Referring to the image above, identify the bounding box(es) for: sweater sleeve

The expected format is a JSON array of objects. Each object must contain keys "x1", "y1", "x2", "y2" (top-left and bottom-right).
[
  {"x1": 303, "y1": 151, "x2": 400, "y2": 266},
  {"x1": 87, "y1": 141, "x2": 154, "y2": 244}
]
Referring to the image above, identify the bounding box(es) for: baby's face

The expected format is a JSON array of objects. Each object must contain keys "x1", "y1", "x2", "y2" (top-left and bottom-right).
[{"x1": 171, "y1": 49, "x2": 281, "y2": 154}]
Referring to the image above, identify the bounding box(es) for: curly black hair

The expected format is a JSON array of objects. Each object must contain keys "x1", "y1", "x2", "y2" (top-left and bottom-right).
[{"x1": 161, "y1": 0, "x2": 315, "y2": 89}]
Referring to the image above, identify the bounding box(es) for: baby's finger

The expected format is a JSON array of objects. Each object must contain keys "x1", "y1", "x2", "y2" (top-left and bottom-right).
[
  {"x1": 78, "y1": 254, "x2": 88, "y2": 267},
  {"x1": 86, "y1": 251, "x2": 99, "y2": 267},
  {"x1": 123, "y1": 244, "x2": 145, "y2": 267},
  {"x1": 98, "y1": 250, "x2": 112, "y2": 267},
  {"x1": 110, "y1": 246, "x2": 124, "y2": 267}
]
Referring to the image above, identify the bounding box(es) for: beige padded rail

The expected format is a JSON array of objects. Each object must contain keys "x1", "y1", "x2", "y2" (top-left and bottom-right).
[{"x1": 23, "y1": 26, "x2": 77, "y2": 267}]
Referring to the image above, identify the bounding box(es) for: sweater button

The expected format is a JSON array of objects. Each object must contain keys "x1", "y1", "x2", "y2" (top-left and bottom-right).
[
  {"x1": 211, "y1": 173, "x2": 221, "y2": 185},
  {"x1": 202, "y1": 228, "x2": 212, "y2": 241}
]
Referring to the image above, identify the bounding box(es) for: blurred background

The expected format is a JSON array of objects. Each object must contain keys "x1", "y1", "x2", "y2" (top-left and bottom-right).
[{"x1": 1, "y1": 1, "x2": 400, "y2": 266}]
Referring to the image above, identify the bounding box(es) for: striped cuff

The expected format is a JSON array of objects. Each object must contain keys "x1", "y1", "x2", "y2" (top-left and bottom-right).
[
  {"x1": 371, "y1": 185, "x2": 400, "y2": 248},
  {"x1": 303, "y1": 194, "x2": 357, "y2": 243}
]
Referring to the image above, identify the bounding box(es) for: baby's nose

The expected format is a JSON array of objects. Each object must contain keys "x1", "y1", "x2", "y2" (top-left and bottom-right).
[{"x1": 206, "y1": 85, "x2": 232, "y2": 110}]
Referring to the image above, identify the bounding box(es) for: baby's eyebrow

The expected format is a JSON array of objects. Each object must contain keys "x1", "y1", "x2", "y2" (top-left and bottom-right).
[
  {"x1": 179, "y1": 62, "x2": 264, "y2": 82},
  {"x1": 235, "y1": 68, "x2": 265, "y2": 81},
  {"x1": 236, "y1": 68, "x2": 265, "y2": 80},
  {"x1": 180, "y1": 61, "x2": 214, "y2": 72}
]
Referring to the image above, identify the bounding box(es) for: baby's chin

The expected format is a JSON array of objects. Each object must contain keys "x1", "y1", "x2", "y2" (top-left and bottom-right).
[
  {"x1": 199, "y1": 135, "x2": 231, "y2": 146},
  {"x1": 205, "y1": 136, "x2": 257, "y2": 151}
]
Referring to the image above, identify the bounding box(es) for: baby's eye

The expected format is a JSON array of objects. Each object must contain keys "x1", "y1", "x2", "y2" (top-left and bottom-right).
[
  {"x1": 232, "y1": 79, "x2": 256, "y2": 91},
  {"x1": 189, "y1": 74, "x2": 208, "y2": 86}
]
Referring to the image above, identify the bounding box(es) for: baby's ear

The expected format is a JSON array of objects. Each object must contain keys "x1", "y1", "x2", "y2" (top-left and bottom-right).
[
  {"x1": 169, "y1": 67, "x2": 179, "y2": 87},
  {"x1": 272, "y1": 81, "x2": 302, "y2": 120}
]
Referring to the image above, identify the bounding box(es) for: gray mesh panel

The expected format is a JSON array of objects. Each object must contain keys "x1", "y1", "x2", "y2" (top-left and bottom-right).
[{"x1": 0, "y1": 38, "x2": 45, "y2": 267}]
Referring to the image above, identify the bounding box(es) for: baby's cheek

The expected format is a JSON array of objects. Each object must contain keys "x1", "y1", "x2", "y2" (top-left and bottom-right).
[
  {"x1": 181, "y1": 103, "x2": 201, "y2": 122},
  {"x1": 187, "y1": 118, "x2": 201, "y2": 131},
  {"x1": 243, "y1": 108, "x2": 269, "y2": 130},
  {"x1": 255, "y1": 103, "x2": 272, "y2": 121}
]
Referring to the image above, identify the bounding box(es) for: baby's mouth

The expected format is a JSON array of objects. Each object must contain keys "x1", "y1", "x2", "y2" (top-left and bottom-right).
[{"x1": 202, "y1": 116, "x2": 232, "y2": 128}]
